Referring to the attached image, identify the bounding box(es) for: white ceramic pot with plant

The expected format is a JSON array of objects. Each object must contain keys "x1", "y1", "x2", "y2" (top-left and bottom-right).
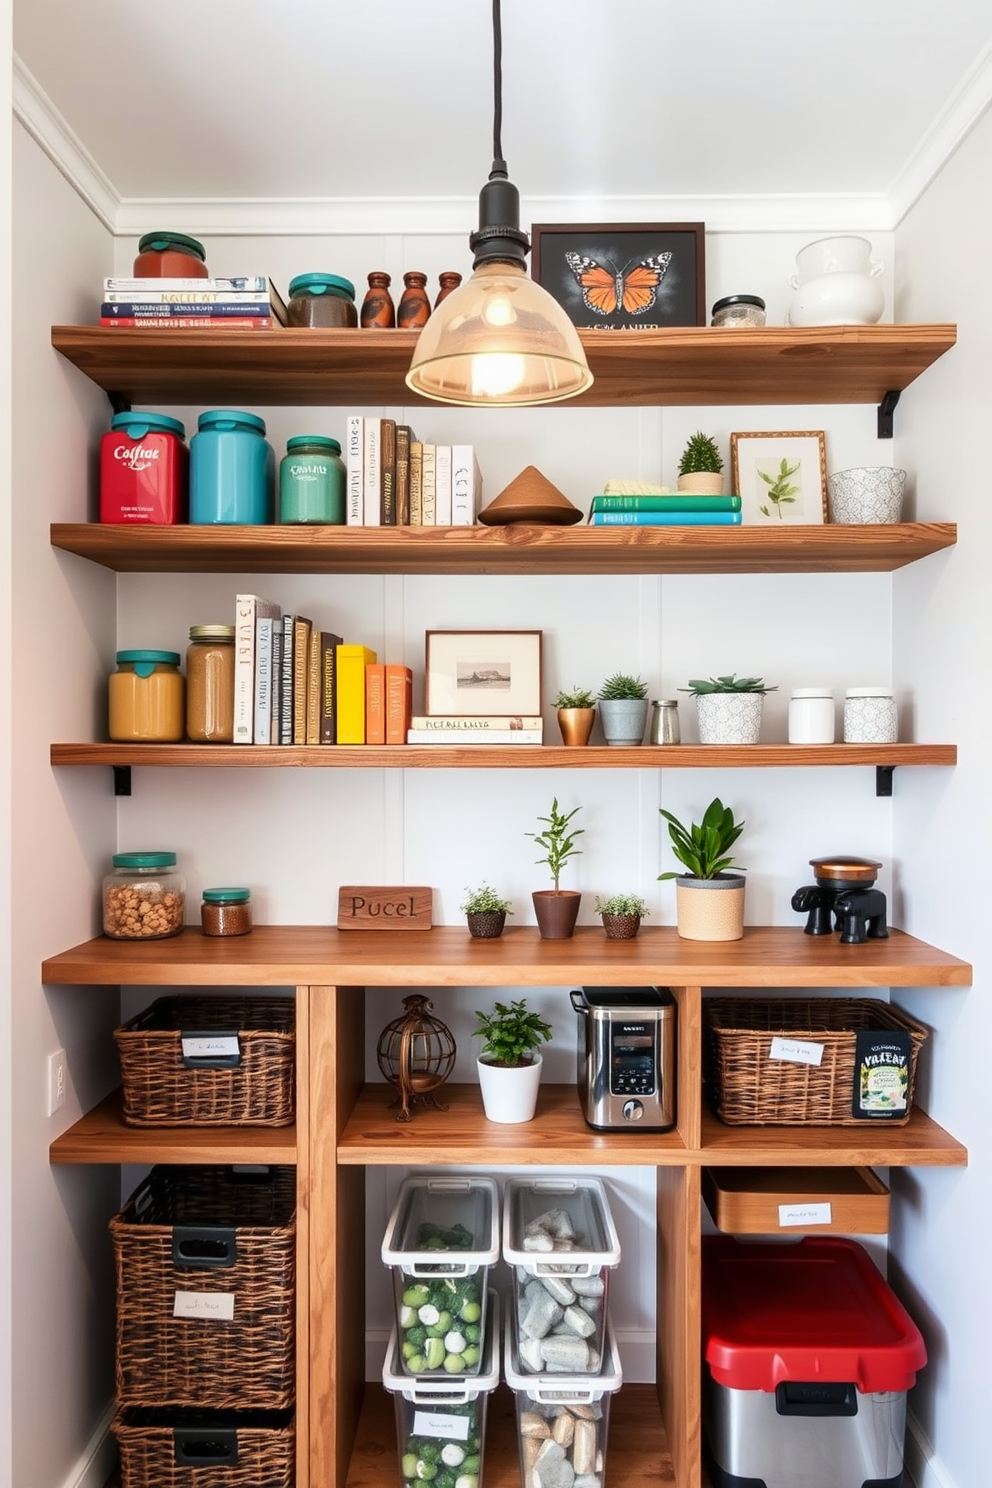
[
  {"x1": 527, "y1": 797, "x2": 584, "y2": 939},
  {"x1": 595, "y1": 893, "x2": 649, "y2": 940},
  {"x1": 555, "y1": 686, "x2": 597, "y2": 747},
  {"x1": 658, "y1": 796, "x2": 746, "y2": 941},
  {"x1": 683, "y1": 674, "x2": 776, "y2": 745},
  {"x1": 676, "y1": 430, "x2": 724, "y2": 495},
  {"x1": 597, "y1": 673, "x2": 649, "y2": 746},
  {"x1": 473, "y1": 997, "x2": 553, "y2": 1123},
  {"x1": 460, "y1": 883, "x2": 512, "y2": 939}
]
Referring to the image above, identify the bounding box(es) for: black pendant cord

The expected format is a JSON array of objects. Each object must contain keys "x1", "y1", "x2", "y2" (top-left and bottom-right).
[
  {"x1": 492, "y1": 0, "x2": 504, "y2": 169},
  {"x1": 469, "y1": 0, "x2": 528, "y2": 266}
]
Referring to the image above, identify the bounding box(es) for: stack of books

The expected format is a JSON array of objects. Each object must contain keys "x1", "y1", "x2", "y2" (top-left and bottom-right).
[
  {"x1": 405, "y1": 716, "x2": 543, "y2": 745},
  {"x1": 346, "y1": 417, "x2": 483, "y2": 526},
  {"x1": 100, "y1": 276, "x2": 287, "y2": 330},
  {"x1": 233, "y1": 594, "x2": 412, "y2": 746},
  {"x1": 588, "y1": 489, "x2": 742, "y2": 526}
]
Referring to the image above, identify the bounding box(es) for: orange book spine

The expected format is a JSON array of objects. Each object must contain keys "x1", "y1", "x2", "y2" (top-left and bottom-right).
[
  {"x1": 365, "y1": 664, "x2": 386, "y2": 746},
  {"x1": 385, "y1": 665, "x2": 413, "y2": 745}
]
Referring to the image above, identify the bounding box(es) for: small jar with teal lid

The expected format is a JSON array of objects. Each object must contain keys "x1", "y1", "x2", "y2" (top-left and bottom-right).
[
  {"x1": 190, "y1": 409, "x2": 274, "y2": 525},
  {"x1": 201, "y1": 886, "x2": 253, "y2": 937},
  {"x1": 109, "y1": 650, "x2": 185, "y2": 742},
  {"x1": 133, "y1": 231, "x2": 209, "y2": 278},
  {"x1": 103, "y1": 851, "x2": 186, "y2": 939},
  {"x1": 287, "y1": 273, "x2": 358, "y2": 328},
  {"x1": 279, "y1": 435, "x2": 346, "y2": 524}
]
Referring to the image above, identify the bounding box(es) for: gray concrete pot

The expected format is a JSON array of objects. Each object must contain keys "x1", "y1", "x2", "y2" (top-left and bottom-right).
[{"x1": 599, "y1": 698, "x2": 649, "y2": 746}]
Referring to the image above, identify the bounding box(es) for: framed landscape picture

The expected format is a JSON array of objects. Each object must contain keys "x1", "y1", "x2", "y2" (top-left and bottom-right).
[
  {"x1": 530, "y1": 222, "x2": 706, "y2": 330},
  {"x1": 730, "y1": 430, "x2": 828, "y2": 526},
  {"x1": 425, "y1": 630, "x2": 543, "y2": 717}
]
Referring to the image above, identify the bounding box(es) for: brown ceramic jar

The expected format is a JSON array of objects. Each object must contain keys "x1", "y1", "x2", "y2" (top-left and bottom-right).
[
  {"x1": 361, "y1": 271, "x2": 396, "y2": 328},
  {"x1": 397, "y1": 272, "x2": 431, "y2": 328}
]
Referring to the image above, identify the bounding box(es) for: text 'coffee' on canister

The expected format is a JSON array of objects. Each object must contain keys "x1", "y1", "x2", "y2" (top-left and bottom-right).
[{"x1": 99, "y1": 412, "x2": 188, "y2": 524}]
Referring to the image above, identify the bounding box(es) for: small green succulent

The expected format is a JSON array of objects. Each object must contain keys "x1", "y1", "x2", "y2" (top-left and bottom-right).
[
  {"x1": 598, "y1": 673, "x2": 648, "y2": 701},
  {"x1": 681, "y1": 674, "x2": 777, "y2": 695},
  {"x1": 658, "y1": 797, "x2": 746, "y2": 881},
  {"x1": 595, "y1": 893, "x2": 649, "y2": 917},
  {"x1": 460, "y1": 884, "x2": 513, "y2": 915},
  {"x1": 678, "y1": 431, "x2": 723, "y2": 476},
  {"x1": 555, "y1": 686, "x2": 597, "y2": 709}
]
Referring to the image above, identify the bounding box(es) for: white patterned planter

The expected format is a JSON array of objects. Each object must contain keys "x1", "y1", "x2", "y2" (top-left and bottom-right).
[
  {"x1": 695, "y1": 692, "x2": 764, "y2": 745},
  {"x1": 827, "y1": 466, "x2": 906, "y2": 524}
]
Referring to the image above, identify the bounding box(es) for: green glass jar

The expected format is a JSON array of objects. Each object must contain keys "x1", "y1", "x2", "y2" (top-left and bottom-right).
[{"x1": 279, "y1": 435, "x2": 345, "y2": 524}]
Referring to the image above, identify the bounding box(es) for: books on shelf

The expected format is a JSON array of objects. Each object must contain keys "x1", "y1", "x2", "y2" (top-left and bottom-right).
[
  {"x1": 100, "y1": 315, "x2": 275, "y2": 329},
  {"x1": 292, "y1": 616, "x2": 313, "y2": 745},
  {"x1": 409, "y1": 716, "x2": 543, "y2": 731},
  {"x1": 589, "y1": 510, "x2": 742, "y2": 526},
  {"x1": 434, "y1": 444, "x2": 452, "y2": 525},
  {"x1": 101, "y1": 276, "x2": 288, "y2": 325},
  {"x1": 340, "y1": 424, "x2": 481, "y2": 527},
  {"x1": 380, "y1": 419, "x2": 397, "y2": 525},
  {"x1": 336, "y1": 644, "x2": 377, "y2": 743},
  {"x1": 590, "y1": 493, "x2": 741, "y2": 513},
  {"x1": 346, "y1": 416, "x2": 364, "y2": 526},
  {"x1": 386, "y1": 666, "x2": 413, "y2": 745},
  {"x1": 234, "y1": 594, "x2": 281, "y2": 743},
  {"x1": 320, "y1": 632, "x2": 344, "y2": 744},
  {"x1": 363, "y1": 419, "x2": 381, "y2": 527},
  {"x1": 406, "y1": 728, "x2": 544, "y2": 744},
  {"x1": 452, "y1": 445, "x2": 483, "y2": 525},
  {"x1": 365, "y1": 664, "x2": 386, "y2": 746}
]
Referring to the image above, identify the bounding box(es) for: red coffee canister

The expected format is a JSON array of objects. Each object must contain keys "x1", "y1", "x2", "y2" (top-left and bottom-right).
[{"x1": 100, "y1": 412, "x2": 189, "y2": 524}]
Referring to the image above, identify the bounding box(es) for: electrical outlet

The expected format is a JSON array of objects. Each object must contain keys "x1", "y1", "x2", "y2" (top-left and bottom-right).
[{"x1": 47, "y1": 1048, "x2": 66, "y2": 1116}]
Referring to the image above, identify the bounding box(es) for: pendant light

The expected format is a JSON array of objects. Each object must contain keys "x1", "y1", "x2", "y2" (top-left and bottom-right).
[{"x1": 406, "y1": 0, "x2": 593, "y2": 407}]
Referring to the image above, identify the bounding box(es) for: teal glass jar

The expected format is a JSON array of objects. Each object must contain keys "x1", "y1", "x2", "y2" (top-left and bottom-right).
[
  {"x1": 286, "y1": 273, "x2": 358, "y2": 328},
  {"x1": 279, "y1": 435, "x2": 346, "y2": 524},
  {"x1": 190, "y1": 410, "x2": 274, "y2": 525}
]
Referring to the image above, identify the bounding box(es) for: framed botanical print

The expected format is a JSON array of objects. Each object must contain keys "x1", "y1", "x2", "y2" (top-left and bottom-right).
[{"x1": 730, "y1": 430, "x2": 828, "y2": 525}]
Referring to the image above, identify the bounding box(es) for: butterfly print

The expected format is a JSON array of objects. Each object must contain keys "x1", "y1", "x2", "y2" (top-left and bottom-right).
[{"x1": 564, "y1": 250, "x2": 673, "y2": 317}]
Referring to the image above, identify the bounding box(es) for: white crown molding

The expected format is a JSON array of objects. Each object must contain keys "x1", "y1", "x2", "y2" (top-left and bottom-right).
[
  {"x1": 12, "y1": 54, "x2": 119, "y2": 231},
  {"x1": 887, "y1": 37, "x2": 992, "y2": 226}
]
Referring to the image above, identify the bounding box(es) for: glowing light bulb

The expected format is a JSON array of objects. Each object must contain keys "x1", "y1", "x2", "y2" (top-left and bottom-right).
[
  {"x1": 481, "y1": 289, "x2": 516, "y2": 328},
  {"x1": 470, "y1": 353, "x2": 527, "y2": 399}
]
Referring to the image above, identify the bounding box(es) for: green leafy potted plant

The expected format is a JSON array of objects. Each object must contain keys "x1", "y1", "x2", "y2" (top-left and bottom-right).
[
  {"x1": 527, "y1": 797, "x2": 584, "y2": 939},
  {"x1": 597, "y1": 672, "x2": 649, "y2": 746},
  {"x1": 595, "y1": 892, "x2": 649, "y2": 940},
  {"x1": 658, "y1": 796, "x2": 746, "y2": 940},
  {"x1": 473, "y1": 997, "x2": 553, "y2": 1123},
  {"x1": 555, "y1": 685, "x2": 597, "y2": 747},
  {"x1": 681, "y1": 673, "x2": 777, "y2": 745},
  {"x1": 460, "y1": 884, "x2": 513, "y2": 939},
  {"x1": 677, "y1": 431, "x2": 724, "y2": 495}
]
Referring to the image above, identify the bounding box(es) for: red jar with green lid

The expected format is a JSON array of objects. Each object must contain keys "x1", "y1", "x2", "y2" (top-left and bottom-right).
[
  {"x1": 100, "y1": 411, "x2": 188, "y2": 524},
  {"x1": 133, "y1": 231, "x2": 209, "y2": 278}
]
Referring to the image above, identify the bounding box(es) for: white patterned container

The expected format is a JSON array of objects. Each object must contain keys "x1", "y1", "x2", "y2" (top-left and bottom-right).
[
  {"x1": 843, "y1": 689, "x2": 897, "y2": 743},
  {"x1": 695, "y1": 692, "x2": 764, "y2": 745},
  {"x1": 827, "y1": 467, "x2": 906, "y2": 524}
]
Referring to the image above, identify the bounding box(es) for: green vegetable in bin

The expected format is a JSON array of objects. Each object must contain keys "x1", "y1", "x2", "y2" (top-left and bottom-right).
[
  {"x1": 403, "y1": 1284, "x2": 431, "y2": 1308},
  {"x1": 415, "y1": 1220, "x2": 474, "y2": 1250}
]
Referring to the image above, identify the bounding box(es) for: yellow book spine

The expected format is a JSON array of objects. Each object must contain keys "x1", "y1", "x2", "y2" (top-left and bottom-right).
[{"x1": 336, "y1": 645, "x2": 377, "y2": 743}]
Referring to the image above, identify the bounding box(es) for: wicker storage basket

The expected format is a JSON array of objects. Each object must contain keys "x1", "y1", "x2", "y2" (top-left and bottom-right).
[
  {"x1": 704, "y1": 997, "x2": 928, "y2": 1126},
  {"x1": 112, "y1": 1166, "x2": 296, "y2": 1409},
  {"x1": 112, "y1": 1407, "x2": 294, "y2": 1488},
  {"x1": 115, "y1": 996, "x2": 295, "y2": 1126}
]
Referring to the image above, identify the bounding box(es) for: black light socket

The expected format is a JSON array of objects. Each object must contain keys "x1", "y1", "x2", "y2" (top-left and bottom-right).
[{"x1": 469, "y1": 160, "x2": 530, "y2": 267}]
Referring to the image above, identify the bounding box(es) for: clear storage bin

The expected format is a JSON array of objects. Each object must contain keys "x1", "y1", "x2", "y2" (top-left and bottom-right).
[
  {"x1": 503, "y1": 1177, "x2": 621, "y2": 1374},
  {"x1": 382, "y1": 1175, "x2": 499, "y2": 1377}
]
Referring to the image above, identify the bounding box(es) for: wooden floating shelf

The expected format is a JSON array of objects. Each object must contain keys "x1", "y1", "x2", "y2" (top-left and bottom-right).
[
  {"x1": 699, "y1": 1106, "x2": 965, "y2": 1169},
  {"x1": 50, "y1": 521, "x2": 957, "y2": 576},
  {"x1": 49, "y1": 1088, "x2": 297, "y2": 1165},
  {"x1": 51, "y1": 741, "x2": 957, "y2": 770},
  {"x1": 51, "y1": 323, "x2": 956, "y2": 408},
  {"x1": 41, "y1": 925, "x2": 972, "y2": 990}
]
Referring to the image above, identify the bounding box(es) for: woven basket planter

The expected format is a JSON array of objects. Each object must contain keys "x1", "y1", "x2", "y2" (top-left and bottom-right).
[{"x1": 112, "y1": 1407, "x2": 294, "y2": 1488}]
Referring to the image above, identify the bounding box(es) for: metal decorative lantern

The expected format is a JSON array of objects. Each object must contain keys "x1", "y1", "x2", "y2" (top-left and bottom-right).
[{"x1": 376, "y1": 994, "x2": 457, "y2": 1122}]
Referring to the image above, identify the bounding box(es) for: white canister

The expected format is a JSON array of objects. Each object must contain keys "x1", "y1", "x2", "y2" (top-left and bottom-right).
[
  {"x1": 789, "y1": 689, "x2": 835, "y2": 744},
  {"x1": 844, "y1": 688, "x2": 897, "y2": 743}
]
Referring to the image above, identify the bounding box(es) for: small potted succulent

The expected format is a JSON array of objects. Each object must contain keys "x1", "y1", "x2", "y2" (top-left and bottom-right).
[
  {"x1": 658, "y1": 796, "x2": 746, "y2": 941},
  {"x1": 597, "y1": 672, "x2": 649, "y2": 746},
  {"x1": 681, "y1": 673, "x2": 777, "y2": 744},
  {"x1": 595, "y1": 892, "x2": 649, "y2": 940},
  {"x1": 677, "y1": 431, "x2": 724, "y2": 495},
  {"x1": 527, "y1": 797, "x2": 584, "y2": 939},
  {"x1": 473, "y1": 997, "x2": 553, "y2": 1123},
  {"x1": 555, "y1": 685, "x2": 597, "y2": 747},
  {"x1": 460, "y1": 883, "x2": 513, "y2": 939}
]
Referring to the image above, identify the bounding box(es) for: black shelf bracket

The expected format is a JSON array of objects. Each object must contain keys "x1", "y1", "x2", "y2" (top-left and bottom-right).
[
  {"x1": 877, "y1": 389, "x2": 900, "y2": 439},
  {"x1": 875, "y1": 765, "x2": 895, "y2": 797},
  {"x1": 107, "y1": 390, "x2": 131, "y2": 416},
  {"x1": 113, "y1": 766, "x2": 132, "y2": 797}
]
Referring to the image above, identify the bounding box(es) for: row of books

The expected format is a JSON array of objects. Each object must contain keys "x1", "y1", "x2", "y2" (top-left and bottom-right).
[
  {"x1": 406, "y1": 715, "x2": 544, "y2": 744},
  {"x1": 587, "y1": 493, "x2": 742, "y2": 526},
  {"x1": 100, "y1": 276, "x2": 287, "y2": 329},
  {"x1": 346, "y1": 417, "x2": 483, "y2": 527}
]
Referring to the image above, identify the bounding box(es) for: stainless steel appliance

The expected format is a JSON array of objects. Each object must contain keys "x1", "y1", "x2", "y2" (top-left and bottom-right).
[{"x1": 569, "y1": 986, "x2": 676, "y2": 1131}]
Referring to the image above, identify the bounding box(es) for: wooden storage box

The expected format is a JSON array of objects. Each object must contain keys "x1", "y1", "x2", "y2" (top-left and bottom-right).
[
  {"x1": 704, "y1": 997, "x2": 928, "y2": 1126},
  {"x1": 703, "y1": 1167, "x2": 891, "y2": 1234},
  {"x1": 111, "y1": 1165, "x2": 296, "y2": 1410},
  {"x1": 114, "y1": 995, "x2": 295, "y2": 1126},
  {"x1": 112, "y1": 1407, "x2": 294, "y2": 1488}
]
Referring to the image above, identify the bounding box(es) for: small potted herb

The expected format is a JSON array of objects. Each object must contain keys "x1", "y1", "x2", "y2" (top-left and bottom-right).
[
  {"x1": 555, "y1": 685, "x2": 597, "y2": 747},
  {"x1": 460, "y1": 884, "x2": 513, "y2": 939},
  {"x1": 595, "y1": 892, "x2": 649, "y2": 940},
  {"x1": 681, "y1": 673, "x2": 777, "y2": 744},
  {"x1": 658, "y1": 796, "x2": 746, "y2": 940},
  {"x1": 597, "y1": 672, "x2": 649, "y2": 746},
  {"x1": 527, "y1": 797, "x2": 584, "y2": 939},
  {"x1": 677, "y1": 430, "x2": 724, "y2": 494},
  {"x1": 473, "y1": 997, "x2": 553, "y2": 1123}
]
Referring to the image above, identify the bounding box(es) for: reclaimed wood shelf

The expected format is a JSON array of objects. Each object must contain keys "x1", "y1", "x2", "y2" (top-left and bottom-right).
[
  {"x1": 49, "y1": 1088, "x2": 297, "y2": 1165},
  {"x1": 50, "y1": 323, "x2": 956, "y2": 408},
  {"x1": 699, "y1": 1104, "x2": 966, "y2": 1168},
  {"x1": 49, "y1": 520, "x2": 958, "y2": 576}
]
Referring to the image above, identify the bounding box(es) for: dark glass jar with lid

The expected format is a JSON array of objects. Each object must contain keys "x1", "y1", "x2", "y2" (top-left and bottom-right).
[
  {"x1": 286, "y1": 273, "x2": 358, "y2": 328},
  {"x1": 133, "y1": 231, "x2": 209, "y2": 278},
  {"x1": 711, "y1": 294, "x2": 766, "y2": 328},
  {"x1": 201, "y1": 887, "x2": 253, "y2": 937}
]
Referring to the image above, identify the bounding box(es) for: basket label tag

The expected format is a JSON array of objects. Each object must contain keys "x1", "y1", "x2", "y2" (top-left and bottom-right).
[
  {"x1": 412, "y1": 1410, "x2": 470, "y2": 1441},
  {"x1": 181, "y1": 1035, "x2": 240, "y2": 1059},
  {"x1": 173, "y1": 1290, "x2": 235, "y2": 1321},
  {"x1": 778, "y1": 1202, "x2": 832, "y2": 1227},
  {"x1": 769, "y1": 1036, "x2": 824, "y2": 1066},
  {"x1": 853, "y1": 1029, "x2": 912, "y2": 1118}
]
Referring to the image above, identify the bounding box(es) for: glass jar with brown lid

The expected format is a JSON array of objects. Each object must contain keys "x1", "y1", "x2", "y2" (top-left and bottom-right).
[{"x1": 186, "y1": 624, "x2": 235, "y2": 743}]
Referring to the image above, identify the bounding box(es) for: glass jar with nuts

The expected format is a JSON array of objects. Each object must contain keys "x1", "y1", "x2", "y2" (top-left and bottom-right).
[{"x1": 103, "y1": 851, "x2": 186, "y2": 939}]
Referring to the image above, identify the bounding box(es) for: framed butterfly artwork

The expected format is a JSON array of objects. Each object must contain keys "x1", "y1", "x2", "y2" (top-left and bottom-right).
[{"x1": 530, "y1": 222, "x2": 706, "y2": 330}]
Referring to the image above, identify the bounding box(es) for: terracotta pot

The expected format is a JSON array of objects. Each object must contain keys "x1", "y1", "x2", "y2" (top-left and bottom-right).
[
  {"x1": 466, "y1": 911, "x2": 506, "y2": 939},
  {"x1": 601, "y1": 913, "x2": 641, "y2": 940},
  {"x1": 557, "y1": 707, "x2": 596, "y2": 746},
  {"x1": 477, "y1": 1052, "x2": 542, "y2": 1123},
  {"x1": 674, "y1": 874, "x2": 745, "y2": 941},
  {"x1": 532, "y1": 890, "x2": 581, "y2": 939}
]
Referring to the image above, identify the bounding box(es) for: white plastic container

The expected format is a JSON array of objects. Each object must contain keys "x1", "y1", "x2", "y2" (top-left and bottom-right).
[
  {"x1": 503, "y1": 1177, "x2": 621, "y2": 1374},
  {"x1": 382, "y1": 1175, "x2": 499, "y2": 1377},
  {"x1": 383, "y1": 1292, "x2": 499, "y2": 1488},
  {"x1": 788, "y1": 689, "x2": 835, "y2": 744},
  {"x1": 505, "y1": 1307, "x2": 623, "y2": 1488}
]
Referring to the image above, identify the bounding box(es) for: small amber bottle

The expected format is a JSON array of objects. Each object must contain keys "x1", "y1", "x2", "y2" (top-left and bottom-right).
[
  {"x1": 397, "y1": 272, "x2": 431, "y2": 328},
  {"x1": 361, "y1": 271, "x2": 395, "y2": 328},
  {"x1": 435, "y1": 271, "x2": 462, "y2": 307}
]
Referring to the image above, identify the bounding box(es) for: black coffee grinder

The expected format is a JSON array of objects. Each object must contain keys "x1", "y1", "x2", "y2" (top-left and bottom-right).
[{"x1": 791, "y1": 856, "x2": 888, "y2": 944}]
